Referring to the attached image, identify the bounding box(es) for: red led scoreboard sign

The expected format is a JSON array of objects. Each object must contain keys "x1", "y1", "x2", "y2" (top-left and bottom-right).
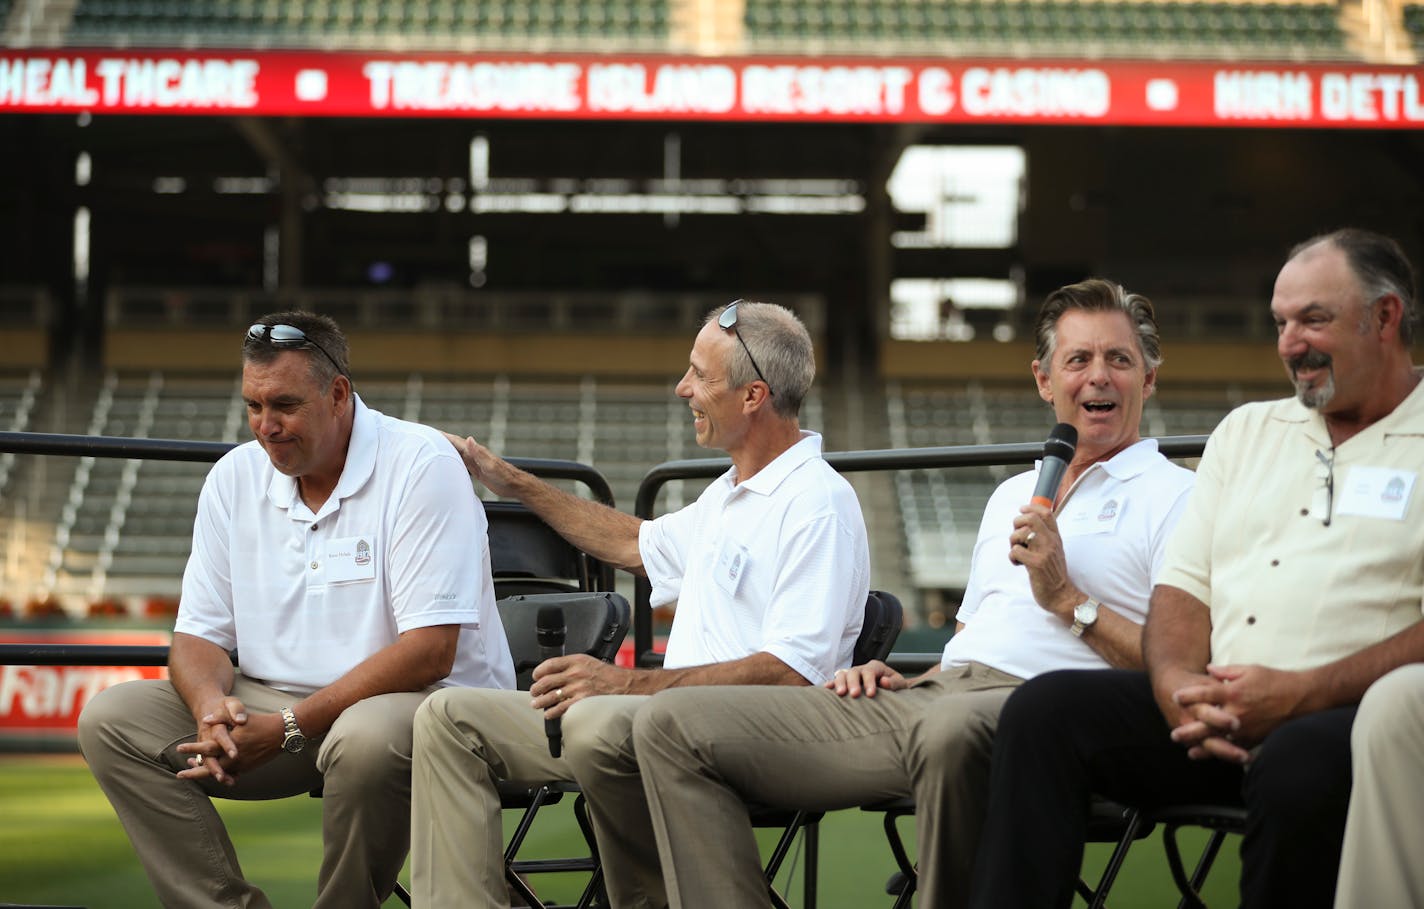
[{"x1": 1, "y1": 50, "x2": 1423, "y2": 127}]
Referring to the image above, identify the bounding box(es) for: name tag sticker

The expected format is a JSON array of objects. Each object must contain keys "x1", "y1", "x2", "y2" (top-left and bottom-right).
[
  {"x1": 1336, "y1": 467, "x2": 1415, "y2": 521},
  {"x1": 1058, "y1": 496, "x2": 1124, "y2": 536},
  {"x1": 326, "y1": 535, "x2": 377, "y2": 583},
  {"x1": 713, "y1": 539, "x2": 750, "y2": 597}
]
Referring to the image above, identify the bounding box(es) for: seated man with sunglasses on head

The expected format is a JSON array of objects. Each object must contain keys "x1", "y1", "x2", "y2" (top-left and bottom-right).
[
  {"x1": 413, "y1": 299, "x2": 870, "y2": 908},
  {"x1": 80, "y1": 311, "x2": 515, "y2": 909}
]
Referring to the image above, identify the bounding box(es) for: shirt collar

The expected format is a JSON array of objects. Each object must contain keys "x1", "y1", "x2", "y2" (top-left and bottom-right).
[
  {"x1": 1096, "y1": 437, "x2": 1162, "y2": 481},
  {"x1": 1051, "y1": 437, "x2": 1160, "y2": 508},
  {"x1": 1269, "y1": 371, "x2": 1424, "y2": 445},
  {"x1": 725, "y1": 430, "x2": 823, "y2": 497},
  {"x1": 264, "y1": 393, "x2": 377, "y2": 519}
]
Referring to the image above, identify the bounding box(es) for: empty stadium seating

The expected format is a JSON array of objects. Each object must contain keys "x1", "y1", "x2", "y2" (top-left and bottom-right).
[
  {"x1": 0, "y1": 371, "x2": 41, "y2": 502},
  {"x1": 1406, "y1": 3, "x2": 1424, "y2": 54},
  {"x1": 46, "y1": 0, "x2": 1366, "y2": 60},
  {"x1": 743, "y1": 0, "x2": 1351, "y2": 59},
  {"x1": 64, "y1": 0, "x2": 670, "y2": 47}
]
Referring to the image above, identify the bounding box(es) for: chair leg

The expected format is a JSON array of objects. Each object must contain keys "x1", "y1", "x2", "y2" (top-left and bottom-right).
[
  {"x1": 1081, "y1": 809, "x2": 1145, "y2": 909},
  {"x1": 573, "y1": 794, "x2": 608, "y2": 909},
  {"x1": 882, "y1": 809, "x2": 915, "y2": 882},
  {"x1": 803, "y1": 820, "x2": 818, "y2": 909},
  {"x1": 881, "y1": 809, "x2": 917, "y2": 909},
  {"x1": 392, "y1": 880, "x2": 412, "y2": 906},
  {"x1": 764, "y1": 811, "x2": 810, "y2": 909},
  {"x1": 505, "y1": 787, "x2": 555, "y2": 906},
  {"x1": 506, "y1": 869, "x2": 543, "y2": 908},
  {"x1": 1174, "y1": 829, "x2": 1228, "y2": 909},
  {"x1": 764, "y1": 810, "x2": 808, "y2": 880},
  {"x1": 890, "y1": 870, "x2": 917, "y2": 909},
  {"x1": 1164, "y1": 824, "x2": 1210, "y2": 909}
]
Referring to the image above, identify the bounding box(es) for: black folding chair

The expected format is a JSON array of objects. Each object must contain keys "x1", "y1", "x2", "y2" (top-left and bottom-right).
[
  {"x1": 869, "y1": 796, "x2": 1153, "y2": 909},
  {"x1": 485, "y1": 501, "x2": 609, "y2": 597},
  {"x1": 759, "y1": 590, "x2": 906, "y2": 909},
  {"x1": 495, "y1": 591, "x2": 631, "y2": 909}
]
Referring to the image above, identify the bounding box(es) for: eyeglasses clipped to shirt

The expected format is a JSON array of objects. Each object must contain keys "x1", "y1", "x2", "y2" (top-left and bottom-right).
[
  {"x1": 1314, "y1": 447, "x2": 1335, "y2": 527},
  {"x1": 718, "y1": 300, "x2": 774, "y2": 396},
  {"x1": 246, "y1": 323, "x2": 347, "y2": 379}
]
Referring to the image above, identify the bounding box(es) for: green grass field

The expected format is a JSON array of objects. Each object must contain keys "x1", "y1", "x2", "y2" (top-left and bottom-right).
[{"x1": 0, "y1": 754, "x2": 1240, "y2": 908}]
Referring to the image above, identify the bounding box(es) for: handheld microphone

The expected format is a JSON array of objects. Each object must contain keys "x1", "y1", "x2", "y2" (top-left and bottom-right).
[
  {"x1": 536, "y1": 606, "x2": 567, "y2": 758},
  {"x1": 1031, "y1": 423, "x2": 1078, "y2": 509}
]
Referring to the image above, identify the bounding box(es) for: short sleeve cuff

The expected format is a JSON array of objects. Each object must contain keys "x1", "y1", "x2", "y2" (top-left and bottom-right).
[
  {"x1": 638, "y1": 520, "x2": 682, "y2": 607},
  {"x1": 171, "y1": 619, "x2": 237, "y2": 653},
  {"x1": 1154, "y1": 568, "x2": 1212, "y2": 609},
  {"x1": 761, "y1": 643, "x2": 831, "y2": 686},
  {"x1": 396, "y1": 606, "x2": 481, "y2": 635}
]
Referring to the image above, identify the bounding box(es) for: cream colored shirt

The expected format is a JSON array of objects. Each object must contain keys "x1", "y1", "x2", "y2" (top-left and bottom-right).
[{"x1": 1159, "y1": 380, "x2": 1424, "y2": 670}]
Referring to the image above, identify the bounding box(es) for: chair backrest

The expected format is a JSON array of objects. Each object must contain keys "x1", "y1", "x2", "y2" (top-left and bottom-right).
[
  {"x1": 497, "y1": 591, "x2": 631, "y2": 691},
  {"x1": 485, "y1": 500, "x2": 594, "y2": 596},
  {"x1": 853, "y1": 590, "x2": 904, "y2": 666}
]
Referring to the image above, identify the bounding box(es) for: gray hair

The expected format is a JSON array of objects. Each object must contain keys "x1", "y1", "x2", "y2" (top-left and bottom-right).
[
  {"x1": 705, "y1": 300, "x2": 815, "y2": 420},
  {"x1": 242, "y1": 310, "x2": 351, "y2": 389},
  {"x1": 1290, "y1": 228, "x2": 1417, "y2": 346},
  {"x1": 1033, "y1": 278, "x2": 1163, "y2": 372}
]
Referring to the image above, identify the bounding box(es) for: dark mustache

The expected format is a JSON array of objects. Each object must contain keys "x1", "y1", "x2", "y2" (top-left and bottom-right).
[{"x1": 1289, "y1": 349, "x2": 1332, "y2": 373}]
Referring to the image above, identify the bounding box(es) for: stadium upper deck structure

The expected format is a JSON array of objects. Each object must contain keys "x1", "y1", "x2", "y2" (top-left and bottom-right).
[
  {"x1": 1, "y1": 0, "x2": 1422, "y2": 625},
  {"x1": 0, "y1": 0, "x2": 1411, "y2": 59}
]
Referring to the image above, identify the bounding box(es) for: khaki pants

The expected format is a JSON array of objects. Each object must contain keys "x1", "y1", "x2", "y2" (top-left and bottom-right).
[
  {"x1": 411, "y1": 689, "x2": 665, "y2": 909},
  {"x1": 1336, "y1": 663, "x2": 1424, "y2": 908},
  {"x1": 632, "y1": 662, "x2": 1022, "y2": 909},
  {"x1": 77, "y1": 675, "x2": 431, "y2": 909}
]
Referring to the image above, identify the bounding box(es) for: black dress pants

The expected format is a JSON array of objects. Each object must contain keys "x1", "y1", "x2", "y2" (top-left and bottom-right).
[{"x1": 968, "y1": 669, "x2": 1356, "y2": 909}]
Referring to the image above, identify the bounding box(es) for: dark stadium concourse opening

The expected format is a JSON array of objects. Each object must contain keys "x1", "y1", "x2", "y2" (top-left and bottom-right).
[
  {"x1": 4, "y1": 112, "x2": 1424, "y2": 373},
  {"x1": 3, "y1": 115, "x2": 900, "y2": 370}
]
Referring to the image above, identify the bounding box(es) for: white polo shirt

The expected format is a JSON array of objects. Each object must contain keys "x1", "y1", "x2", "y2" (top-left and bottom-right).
[
  {"x1": 639, "y1": 431, "x2": 870, "y2": 685},
  {"x1": 1160, "y1": 383, "x2": 1424, "y2": 670},
  {"x1": 176, "y1": 395, "x2": 515, "y2": 695},
  {"x1": 945, "y1": 438, "x2": 1194, "y2": 679}
]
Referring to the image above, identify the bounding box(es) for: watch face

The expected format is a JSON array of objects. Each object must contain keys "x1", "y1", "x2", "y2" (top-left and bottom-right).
[
  {"x1": 283, "y1": 733, "x2": 306, "y2": 754},
  {"x1": 1075, "y1": 601, "x2": 1098, "y2": 624}
]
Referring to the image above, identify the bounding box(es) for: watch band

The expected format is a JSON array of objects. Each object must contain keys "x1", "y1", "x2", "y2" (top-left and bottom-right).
[
  {"x1": 1071, "y1": 597, "x2": 1101, "y2": 638},
  {"x1": 281, "y1": 706, "x2": 306, "y2": 753}
]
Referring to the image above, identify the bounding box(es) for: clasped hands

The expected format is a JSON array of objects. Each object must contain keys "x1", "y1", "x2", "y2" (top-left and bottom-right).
[
  {"x1": 1166, "y1": 664, "x2": 1307, "y2": 765},
  {"x1": 174, "y1": 697, "x2": 284, "y2": 785}
]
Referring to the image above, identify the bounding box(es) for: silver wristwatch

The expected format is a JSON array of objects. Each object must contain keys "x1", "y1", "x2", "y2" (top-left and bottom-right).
[
  {"x1": 281, "y1": 706, "x2": 307, "y2": 754},
  {"x1": 1071, "y1": 598, "x2": 1101, "y2": 637}
]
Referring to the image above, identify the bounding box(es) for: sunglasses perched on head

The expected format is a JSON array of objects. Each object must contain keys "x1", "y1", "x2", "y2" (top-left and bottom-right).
[
  {"x1": 246, "y1": 323, "x2": 346, "y2": 377},
  {"x1": 718, "y1": 301, "x2": 774, "y2": 396}
]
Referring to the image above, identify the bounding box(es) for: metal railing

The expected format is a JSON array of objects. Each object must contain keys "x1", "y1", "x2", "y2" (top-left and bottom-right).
[
  {"x1": 631, "y1": 435, "x2": 1211, "y2": 672},
  {"x1": 0, "y1": 429, "x2": 617, "y2": 668},
  {"x1": 0, "y1": 430, "x2": 1211, "y2": 672}
]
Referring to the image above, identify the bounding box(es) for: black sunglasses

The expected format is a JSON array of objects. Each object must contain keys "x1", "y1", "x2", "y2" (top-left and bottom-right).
[
  {"x1": 246, "y1": 323, "x2": 346, "y2": 378},
  {"x1": 718, "y1": 301, "x2": 774, "y2": 396}
]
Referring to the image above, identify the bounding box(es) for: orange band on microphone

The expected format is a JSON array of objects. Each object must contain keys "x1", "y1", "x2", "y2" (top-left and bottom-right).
[{"x1": 1030, "y1": 495, "x2": 1054, "y2": 509}]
